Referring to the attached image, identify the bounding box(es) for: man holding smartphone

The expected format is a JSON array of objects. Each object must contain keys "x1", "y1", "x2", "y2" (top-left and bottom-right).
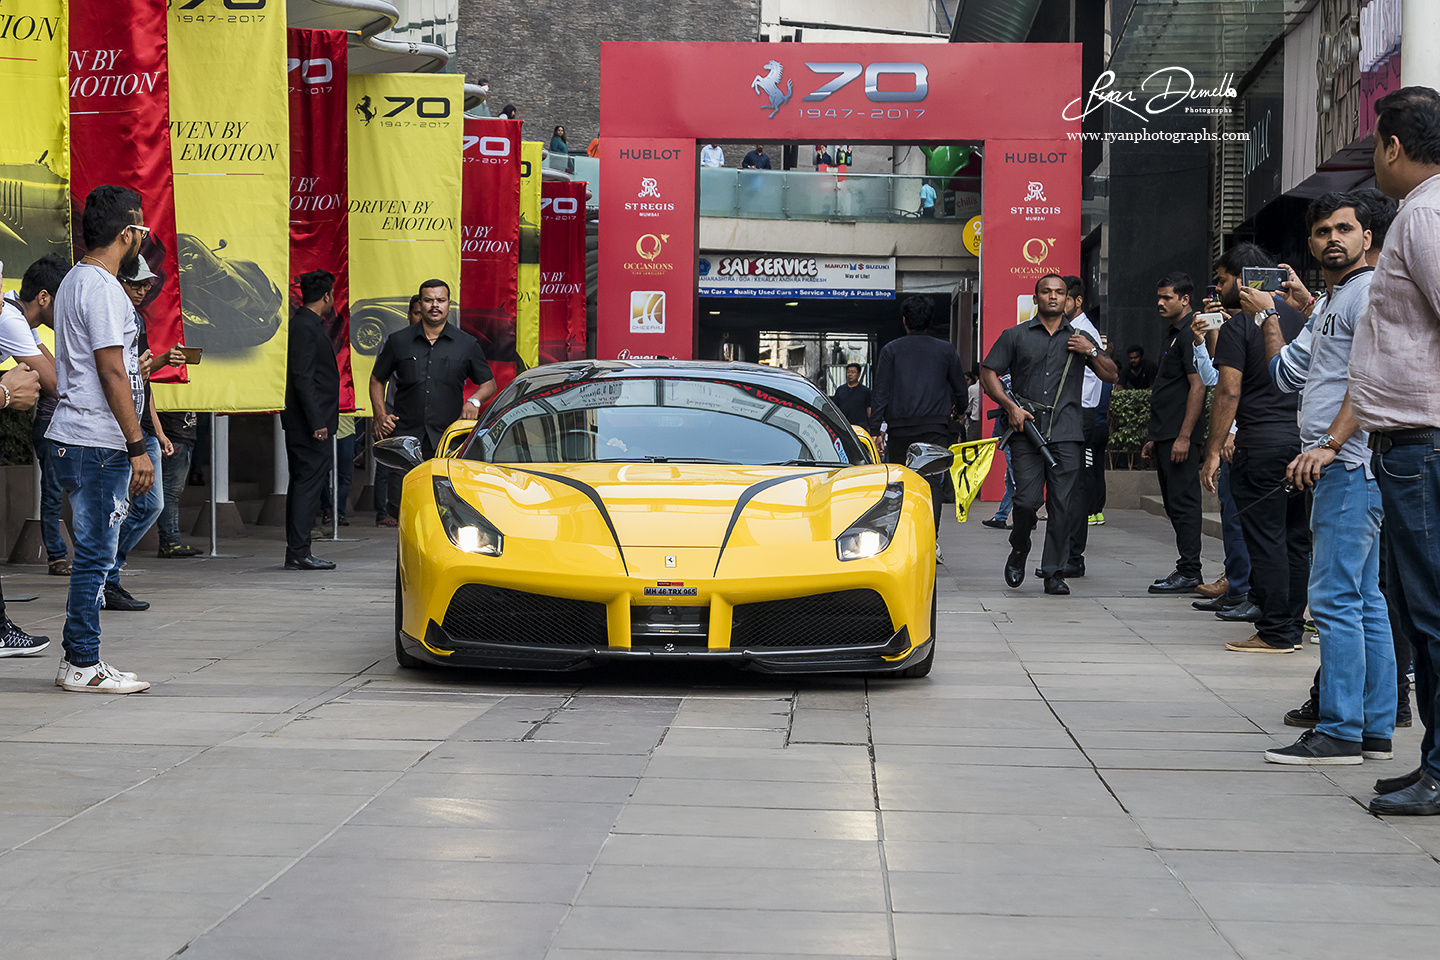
[
  {"x1": 1255, "y1": 192, "x2": 1393, "y2": 766},
  {"x1": 1201, "y1": 243, "x2": 1310, "y2": 653}
]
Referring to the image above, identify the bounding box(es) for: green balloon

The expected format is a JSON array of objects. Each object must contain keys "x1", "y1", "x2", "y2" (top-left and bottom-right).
[{"x1": 919, "y1": 145, "x2": 972, "y2": 179}]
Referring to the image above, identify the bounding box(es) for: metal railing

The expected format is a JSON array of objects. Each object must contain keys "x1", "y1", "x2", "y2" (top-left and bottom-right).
[{"x1": 699, "y1": 169, "x2": 979, "y2": 223}]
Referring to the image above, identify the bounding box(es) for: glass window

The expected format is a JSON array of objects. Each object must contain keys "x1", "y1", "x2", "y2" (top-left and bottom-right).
[{"x1": 473, "y1": 376, "x2": 861, "y2": 466}]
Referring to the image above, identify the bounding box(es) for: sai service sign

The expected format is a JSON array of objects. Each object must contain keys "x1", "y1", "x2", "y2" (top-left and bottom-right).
[{"x1": 698, "y1": 255, "x2": 895, "y2": 299}]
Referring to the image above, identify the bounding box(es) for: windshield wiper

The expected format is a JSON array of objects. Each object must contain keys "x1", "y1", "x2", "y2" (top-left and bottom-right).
[{"x1": 764, "y1": 459, "x2": 848, "y2": 467}]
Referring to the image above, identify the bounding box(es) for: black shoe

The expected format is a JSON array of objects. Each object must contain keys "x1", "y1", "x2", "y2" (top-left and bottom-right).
[
  {"x1": 1376, "y1": 767, "x2": 1424, "y2": 795},
  {"x1": 981, "y1": 517, "x2": 1009, "y2": 530},
  {"x1": 0, "y1": 617, "x2": 50, "y2": 657},
  {"x1": 1264, "y1": 730, "x2": 1362, "y2": 765},
  {"x1": 285, "y1": 555, "x2": 336, "y2": 571},
  {"x1": 1148, "y1": 571, "x2": 1202, "y2": 594},
  {"x1": 1362, "y1": 738, "x2": 1394, "y2": 760},
  {"x1": 1043, "y1": 577, "x2": 1070, "y2": 596},
  {"x1": 1193, "y1": 593, "x2": 1245, "y2": 612},
  {"x1": 102, "y1": 584, "x2": 150, "y2": 612},
  {"x1": 1004, "y1": 550, "x2": 1026, "y2": 588},
  {"x1": 1283, "y1": 697, "x2": 1319, "y2": 728},
  {"x1": 1215, "y1": 600, "x2": 1262, "y2": 622},
  {"x1": 1397, "y1": 707, "x2": 1413, "y2": 728},
  {"x1": 1369, "y1": 772, "x2": 1440, "y2": 816}
]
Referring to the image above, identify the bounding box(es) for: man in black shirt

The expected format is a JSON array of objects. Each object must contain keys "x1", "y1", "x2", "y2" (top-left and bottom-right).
[
  {"x1": 1202, "y1": 243, "x2": 1310, "y2": 652},
  {"x1": 981, "y1": 274, "x2": 1118, "y2": 594},
  {"x1": 282, "y1": 270, "x2": 342, "y2": 571},
  {"x1": 1119, "y1": 345, "x2": 1158, "y2": 389},
  {"x1": 741, "y1": 145, "x2": 772, "y2": 170},
  {"x1": 831, "y1": 363, "x2": 871, "y2": 427},
  {"x1": 871, "y1": 298, "x2": 965, "y2": 552},
  {"x1": 1143, "y1": 272, "x2": 1207, "y2": 593},
  {"x1": 370, "y1": 278, "x2": 496, "y2": 459}
]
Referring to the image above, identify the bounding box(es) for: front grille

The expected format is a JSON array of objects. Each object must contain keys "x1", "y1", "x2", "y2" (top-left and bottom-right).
[
  {"x1": 442, "y1": 584, "x2": 607, "y2": 647},
  {"x1": 730, "y1": 589, "x2": 893, "y2": 648}
]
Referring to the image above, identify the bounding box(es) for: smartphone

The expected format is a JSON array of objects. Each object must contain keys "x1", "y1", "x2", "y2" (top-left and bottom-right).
[
  {"x1": 1197, "y1": 312, "x2": 1226, "y2": 331},
  {"x1": 1206, "y1": 285, "x2": 1218, "y2": 302},
  {"x1": 179, "y1": 345, "x2": 203, "y2": 364},
  {"x1": 1242, "y1": 266, "x2": 1287, "y2": 292}
]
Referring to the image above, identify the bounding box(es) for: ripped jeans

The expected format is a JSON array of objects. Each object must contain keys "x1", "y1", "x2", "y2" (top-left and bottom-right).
[{"x1": 50, "y1": 444, "x2": 132, "y2": 667}]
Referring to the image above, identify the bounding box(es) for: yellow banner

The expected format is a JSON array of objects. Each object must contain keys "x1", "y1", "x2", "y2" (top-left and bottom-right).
[
  {"x1": 347, "y1": 73, "x2": 464, "y2": 412},
  {"x1": 0, "y1": 0, "x2": 68, "y2": 294},
  {"x1": 949, "y1": 438, "x2": 998, "y2": 523},
  {"x1": 154, "y1": 1, "x2": 288, "y2": 413},
  {"x1": 517, "y1": 141, "x2": 540, "y2": 368}
]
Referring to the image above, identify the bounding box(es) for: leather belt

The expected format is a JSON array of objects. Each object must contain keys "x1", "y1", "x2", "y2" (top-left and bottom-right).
[{"x1": 1369, "y1": 428, "x2": 1440, "y2": 454}]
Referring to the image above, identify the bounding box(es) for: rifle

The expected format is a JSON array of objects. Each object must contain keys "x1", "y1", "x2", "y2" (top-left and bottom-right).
[{"x1": 987, "y1": 394, "x2": 1058, "y2": 469}]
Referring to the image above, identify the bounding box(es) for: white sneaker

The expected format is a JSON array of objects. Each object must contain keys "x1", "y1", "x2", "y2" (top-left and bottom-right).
[
  {"x1": 58, "y1": 661, "x2": 149, "y2": 694},
  {"x1": 0, "y1": 617, "x2": 50, "y2": 657},
  {"x1": 936, "y1": 544, "x2": 945, "y2": 565},
  {"x1": 55, "y1": 659, "x2": 140, "y2": 687}
]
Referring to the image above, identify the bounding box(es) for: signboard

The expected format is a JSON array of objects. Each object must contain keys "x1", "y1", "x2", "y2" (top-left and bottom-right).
[
  {"x1": 596, "y1": 137, "x2": 696, "y2": 359},
  {"x1": 698, "y1": 254, "x2": 895, "y2": 299}
]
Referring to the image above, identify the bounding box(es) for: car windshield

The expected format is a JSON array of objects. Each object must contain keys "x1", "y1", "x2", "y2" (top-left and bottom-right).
[{"x1": 470, "y1": 376, "x2": 861, "y2": 465}]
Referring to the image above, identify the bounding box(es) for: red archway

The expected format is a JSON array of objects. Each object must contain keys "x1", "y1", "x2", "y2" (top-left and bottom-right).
[{"x1": 598, "y1": 40, "x2": 1082, "y2": 376}]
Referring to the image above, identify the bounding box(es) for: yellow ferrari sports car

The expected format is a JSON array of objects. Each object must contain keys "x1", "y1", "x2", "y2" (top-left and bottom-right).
[{"x1": 375, "y1": 360, "x2": 952, "y2": 676}]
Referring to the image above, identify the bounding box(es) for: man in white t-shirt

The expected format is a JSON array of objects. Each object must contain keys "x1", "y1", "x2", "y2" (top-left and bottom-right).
[
  {"x1": 1063, "y1": 276, "x2": 1105, "y2": 575},
  {"x1": 45, "y1": 184, "x2": 155, "y2": 695}
]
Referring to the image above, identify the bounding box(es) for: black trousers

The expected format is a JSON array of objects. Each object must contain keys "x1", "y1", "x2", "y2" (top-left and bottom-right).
[
  {"x1": 1068, "y1": 408, "x2": 1109, "y2": 564},
  {"x1": 285, "y1": 431, "x2": 329, "y2": 563},
  {"x1": 886, "y1": 427, "x2": 948, "y2": 532},
  {"x1": 1231, "y1": 444, "x2": 1310, "y2": 648},
  {"x1": 1154, "y1": 437, "x2": 1204, "y2": 579},
  {"x1": 1009, "y1": 437, "x2": 1082, "y2": 579}
]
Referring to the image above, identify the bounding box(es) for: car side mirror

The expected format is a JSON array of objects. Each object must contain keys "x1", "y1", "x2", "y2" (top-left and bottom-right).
[
  {"x1": 374, "y1": 435, "x2": 424, "y2": 472},
  {"x1": 905, "y1": 442, "x2": 954, "y2": 478}
]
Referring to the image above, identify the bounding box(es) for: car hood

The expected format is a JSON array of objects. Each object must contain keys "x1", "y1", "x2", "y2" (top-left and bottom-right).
[{"x1": 443, "y1": 460, "x2": 897, "y2": 548}]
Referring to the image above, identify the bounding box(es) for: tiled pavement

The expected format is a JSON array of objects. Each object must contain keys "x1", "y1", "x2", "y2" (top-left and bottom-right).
[{"x1": 0, "y1": 507, "x2": 1436, "y2": 959}]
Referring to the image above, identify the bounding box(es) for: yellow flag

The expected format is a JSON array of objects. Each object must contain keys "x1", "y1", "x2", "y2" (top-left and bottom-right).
[
  {"x1": 346, "y1": 73, "x2": 464, "y2": 412},
  {"x1": 949, "y1": 438, "x2": 998, "y2": 523},
  {"x1": 516, "y1": 141, "x2": 540, "y2": 368},
  {"x1": 0, "y1": 1, "x2": 68, "y2": 294},
  {"x1": 156, "y1": 1, "x2": 289, "y2": 413}
]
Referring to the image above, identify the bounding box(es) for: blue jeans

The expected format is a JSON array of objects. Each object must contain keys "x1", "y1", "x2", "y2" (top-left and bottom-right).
[
  {"x1": 159, "y1": 440, "x2": 192, "y2": 543},
  {"x1": 51, "y1": 444, "x2": 131, "y2": 666},
  {"x1": 31, "y1": 417, "x2": 68, "y2": 561},
  {"x1": 108, "y1": 434, "x2": 163, "y2": 587},
  {"x1": 1375, "y1": 444, "x2": 1440, "y2": 776},
  {"x1": 1311, "y1": 466, "x2": 1395, "y2": 743},
  {"x1": 1217, "y1": 462, "x2": 1252, "y2": 597}
]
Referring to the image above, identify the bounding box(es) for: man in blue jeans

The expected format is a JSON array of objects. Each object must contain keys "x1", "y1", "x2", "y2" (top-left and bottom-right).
[
  {"x1": 1350, "y1": 86, "x2": 1440, "y2": 813},
  {"x1": 1257, "y1": 191, "x2": 1393, "y2": 765},
  {"x1": 2, "y1": 255, "x2": 69, "y2": 574},
  {"x1": 46, "y1": 184, "x2": 154, "y2": 694}
]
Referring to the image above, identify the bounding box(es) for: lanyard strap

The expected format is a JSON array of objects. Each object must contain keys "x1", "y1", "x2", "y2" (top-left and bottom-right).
[{"x1": 1045, "y1": 351, "x2": 1076, "y2": 442}]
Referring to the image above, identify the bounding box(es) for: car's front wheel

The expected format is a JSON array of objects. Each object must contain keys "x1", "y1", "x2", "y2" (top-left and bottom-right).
[{"x1": 395, "y1": 562, "x2": 420, "y2": 669}]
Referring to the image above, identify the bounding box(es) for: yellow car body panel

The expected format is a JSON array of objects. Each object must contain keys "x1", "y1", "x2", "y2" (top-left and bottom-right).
[{"x1": 392, "y1": 361, "x2": 940, "y2": 675}]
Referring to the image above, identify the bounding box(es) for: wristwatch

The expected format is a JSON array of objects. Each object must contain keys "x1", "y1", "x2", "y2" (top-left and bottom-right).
[
  {"x1": 1253, "y1": 307, "x2": 1278, "y2": 326},
  {"x1": 1089, "y1": 345, "x2": 1100, "y2": 358},
  {"x1": 466, "y1": 397, "x2": 482, "y2": 408},
  {"x1": 1314, "y1": 433, "x2": 1342, "y2": 452}
]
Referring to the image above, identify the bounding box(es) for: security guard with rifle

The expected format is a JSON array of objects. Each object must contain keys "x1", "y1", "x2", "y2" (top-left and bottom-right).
[{"x1": 980, "y1": 273, "x2": 1119, "y2": 594}]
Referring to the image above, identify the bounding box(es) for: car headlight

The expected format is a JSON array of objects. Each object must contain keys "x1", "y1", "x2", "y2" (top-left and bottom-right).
[
  {"x1": 836, "y1": 481, "x2": 903, "y2": 561},
  {"x1": 433, "y1": 477, "x2": 504, "y2": 556}
]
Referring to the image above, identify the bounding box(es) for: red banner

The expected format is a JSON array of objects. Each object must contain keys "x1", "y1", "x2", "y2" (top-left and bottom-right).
[
  {"x1": 287, "y1": 29, "x2": 352, "y2": 410},
  {"x1": 460, "y1": 117, "x2": 523, "y2": 394},
  {"x1": 69, "y1": 0, "x2": 186, "y2": 382},
  {"x1": 540, "y1": 180, "x2": 587, "y2": 363},
  {"x1": 597, "y1": 138, "x2": 696, "y2": 359},
  {"x1": 979, "y1": 139, "x2": 1081, "y2": 497}
]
